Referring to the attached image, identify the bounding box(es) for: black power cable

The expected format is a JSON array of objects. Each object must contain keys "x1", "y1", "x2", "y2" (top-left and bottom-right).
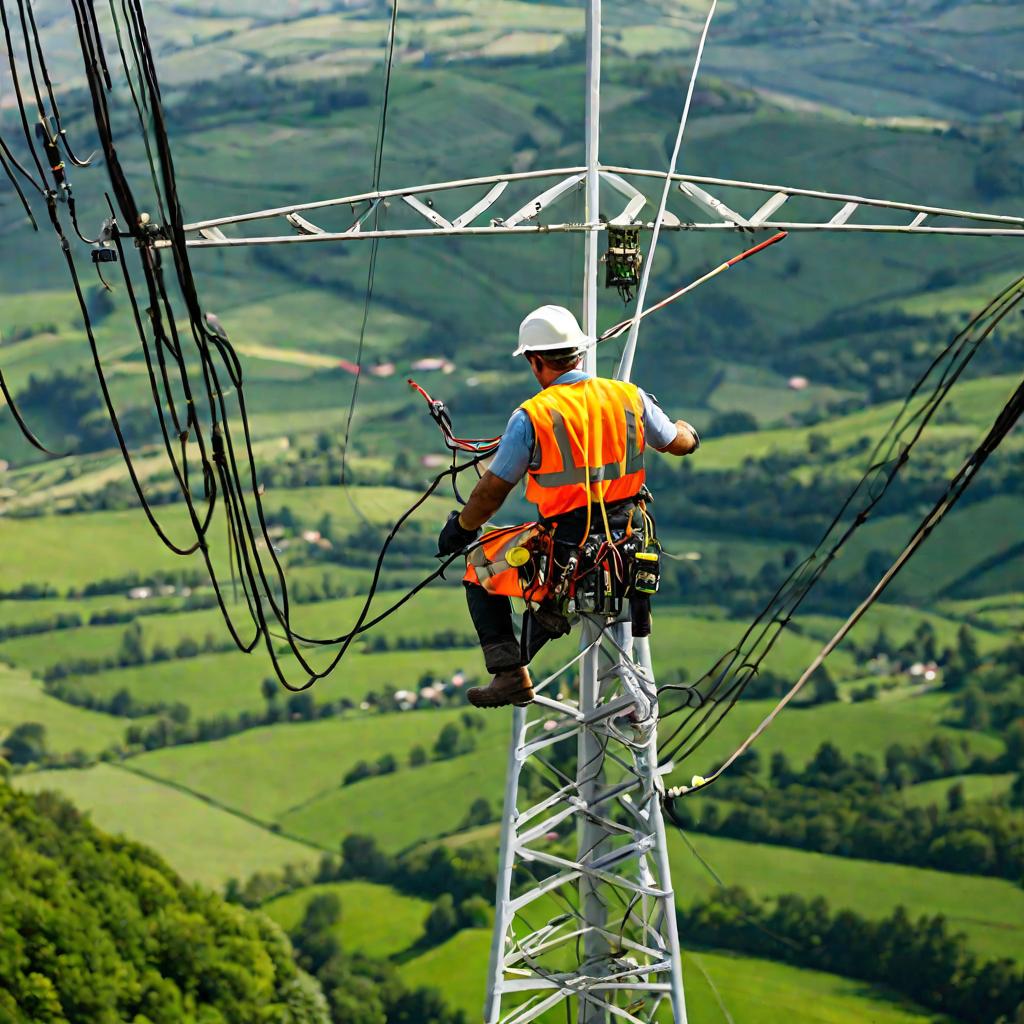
[
  {"x1": 658, "y1": 275, "x2": 1024, "y2": 769},
  {"x1": 1, "y1": 0, "x2": 1019, "y2": 706},
  {"x1": 341, "y1": 0, "x2": 400, "y2": 485},
  {"x1": 664, "y1": 362, "x2": 1024, "y2": 796}
]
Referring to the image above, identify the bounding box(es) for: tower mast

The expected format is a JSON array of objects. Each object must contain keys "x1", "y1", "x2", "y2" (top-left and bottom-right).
[
  {"x1": 582, "y1": 0, "x2": 601, "y2": 367},
  {"x1": 578, "y1": 3, "x2": 609, "y2": 1020}
]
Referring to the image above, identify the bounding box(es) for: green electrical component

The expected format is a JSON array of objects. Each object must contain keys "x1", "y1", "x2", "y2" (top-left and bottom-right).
[{"x1": 603, "y1": 224, "x2": 643, "y2": 303}]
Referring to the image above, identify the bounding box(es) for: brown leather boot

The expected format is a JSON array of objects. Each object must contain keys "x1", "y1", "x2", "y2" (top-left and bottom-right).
[{"x1": 468, "y1": 667, "x2": 534, "y2": 709}]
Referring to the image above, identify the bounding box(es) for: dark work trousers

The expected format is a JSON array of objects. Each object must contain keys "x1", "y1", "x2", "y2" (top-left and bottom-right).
[
  {"x1": 464, "y1": 498, "x2": 644, "y2": 674},
  {"x1": 464, "y1": 581, "x2": 555, "y2": 673}
]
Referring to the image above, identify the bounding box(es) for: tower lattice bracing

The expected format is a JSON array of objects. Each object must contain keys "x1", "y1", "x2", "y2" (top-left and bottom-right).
[{"x1": 484, "y1": 618, "x2": 686, "y2": 1024}]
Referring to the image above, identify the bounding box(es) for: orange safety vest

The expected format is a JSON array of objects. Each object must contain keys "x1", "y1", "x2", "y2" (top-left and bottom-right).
[
  {"x1": 520, "y1": 376, "x2": 646, "y2": 518},
  {"x1": 463, "y1": 377, "x2": 647, "y2": 600}
]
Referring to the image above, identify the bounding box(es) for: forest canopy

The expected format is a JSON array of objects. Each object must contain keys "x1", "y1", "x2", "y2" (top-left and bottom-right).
[{"x1": 0, "y1": 770, "x2": 329, "y2": 1024}]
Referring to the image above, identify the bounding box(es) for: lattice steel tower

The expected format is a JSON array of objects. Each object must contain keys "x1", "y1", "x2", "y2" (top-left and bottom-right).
[{"x1": 483, "y1": 618, "x2": 686, "y2": 1023}]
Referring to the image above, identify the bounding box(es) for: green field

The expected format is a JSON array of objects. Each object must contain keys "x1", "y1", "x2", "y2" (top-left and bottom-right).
[
  {"x1": 698, "y1": 375, "x2": 1024, "y2": 475},
  {"x1": 116, "y1": 687, "x2": 1002, "y2": 859},
  {"x1": 263, "y1": 881, "x2": 431, "y2": 960},
  {"x1": 838, "y1": 494, "x2": 1024, "y2": 603},
  {"x1": 279, "y1": 742, "x2": 509, "y2": 853},
  {"x1": 0, "y1": 663, "x2": 138, "y2": 756},
  {"x1": 669, "y1": 832, "x2": 1024, "y2": 965},
  {"x1": 35, "y1": 645, "x2": 483, "y2": 722},
  {"x1": 0, "y1": 485, "x2": 450, "y2": 591},
  {"x1": 669, "y1": 690, "x2": 1002, "y2": 779},
  {"x1": 901, "y1": 772, "x2": 1017, "y2": 809},
  {"x1": 939, "y1": 593, "x2": 1024, "y2": 631},
  {"x1": 399, "y1": 929, "x2": 949, "y2": 1024},
  {"x1": 12, "y1": 582, "x2": 470, "y2": 658},
  {"x1": 15, "y1": 764, "x2": 320, "y2": 888},
  {"x1": 0, "y1": 594, "x2": 893, "y2": 728},
  {"x1": 798, "y1": 601, "x2": 1008, "y2": 653},
  {"x1": 0, "y1": 508, "x2": 201, "y2": 590},
  {"x1": 130, "y1": 708, "x2": 501, "y2": 823}
]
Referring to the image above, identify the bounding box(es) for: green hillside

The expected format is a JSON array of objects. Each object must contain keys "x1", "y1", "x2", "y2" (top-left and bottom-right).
[
  {"x1": 264, "y1": 881, "x2": 431, "y2": 960},
  {"x1": 15, "y1": 764, "x2": 323, "y2": 889},
  {"x1": 2, "y1": 2, "x2": 1023, "y2": 1022},
  {"x1": 0, "y1": 774, "x2": 329, "y2": 1023}
]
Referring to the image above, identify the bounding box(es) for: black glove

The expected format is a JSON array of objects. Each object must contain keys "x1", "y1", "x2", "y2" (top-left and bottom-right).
[{"x1": 437, "y1": 510, "x2": 480, "y2": 557}]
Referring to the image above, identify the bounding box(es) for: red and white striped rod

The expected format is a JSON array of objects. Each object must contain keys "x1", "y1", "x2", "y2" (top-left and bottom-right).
[{"x1": 599, "y1": 231, "x2": 788, "y2": 344}]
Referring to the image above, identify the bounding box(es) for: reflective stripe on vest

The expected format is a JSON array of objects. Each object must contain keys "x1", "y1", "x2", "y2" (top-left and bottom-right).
[
  {"x1": 533, "y1": 407, "x2": 644, "y2": 487},
  {"x1": 520, "y1": 377, "x2": 646, "y2": 518}
]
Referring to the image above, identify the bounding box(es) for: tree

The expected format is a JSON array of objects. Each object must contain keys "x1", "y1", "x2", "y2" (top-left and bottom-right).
[
  {"x1": 1010, "y1": 772, "x2": 1024, "y2": 809},
  {"x1": 261, "y1": 677, "x2": 279, "y2": 704},
  {"x1": 433, "y1": 723, "x2": 461, "y2": 760},
  {"x1": 946, "y1": 782, "x2": 965, "y2": 813},
  {"x1": 708, "y1": 409, "x2": 758, "y2": 436},
  {"x1": 810, "y1": 666, "x2": 839, "y2": 705},
  {"x1": 913, "y1": 621, "x2": 938, "y2": 663},
  {"x1": 423, "y1": 894, "x2": 458, "y2": 945},
  {"x1": 807, "y1": 432, "x2": 830, "y2": 456},
  {"x1": 343, "y1": 761, "x2": 375, "y2": 786},
  {"x1": 769, "y1": 751, "x2": 793, "y2": 788},
  {"x1": 168, "y1": 703, "x2": 190, "y2": 725},
  {"x1": 807, "y1": 741, "x2": 847, "y2": 779},
  {"x1": 957, "y1": 624, "x2": 981, "y2": 672},
  {"x1": 118, "y1": 622, "x2": 145, "y2": 665},
  {"x1": 341, "y1": 834, "x2": 394, "y2": 882},
  {"x1": 174, "y1": 636, "x2": 200, "y2": 659},
  {"x1": 85, "y1": 283, "x2": 115, "y2": 324},
  {"x1": 376, "y1": 753, "x2": 398, "y2": 775},
  {"x1": 0, "y1": 778, "x2": 330, "y2": 1023},
  {"x1": 409, "y1": 745, "x2": 428, "y2": 767},
  {"x1": 301, "y1": 891, "x2": 342, "y2": 935},
  {"x1": 457, "y1": 895, "x2": 491, "y2": 929},
  {"x1": 110, "y1": 688, "x2": 135, "y2": 716},
  {"x1": 3, "y1": 722, "x2": 46, "y2": 765},
  {"x1": 287, "y1": 691, "x2": 316, "y2": 720},
  {"x1": 462, "y1": 797, "x2": 493, "y2": 828},
  {"x1": 928, "y1": 829, "x2": 996, "y2": 874}
]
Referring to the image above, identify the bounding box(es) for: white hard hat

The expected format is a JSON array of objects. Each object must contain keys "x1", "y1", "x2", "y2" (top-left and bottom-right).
[{"x1": 513, "y1": 304, "x2": 593, "y2": 358}]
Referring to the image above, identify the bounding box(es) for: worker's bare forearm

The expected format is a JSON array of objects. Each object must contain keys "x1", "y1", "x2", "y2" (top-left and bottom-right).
[
  {"x1": 458, "y1": 471, "x2": 517, "y2": 531},
  {"x1": 658, "y1": 419, "x2": 700, "y2": 456}
]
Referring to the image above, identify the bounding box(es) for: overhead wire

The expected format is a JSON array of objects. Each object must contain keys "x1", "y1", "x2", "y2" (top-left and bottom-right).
[
  {"x1": 658, "y1": 273, "x2": 1024, "y2": 775},
  {"x1": 1, "y1": 0, "x2": 1019, "y2": 712},
  {"x1": 341, "y1": 0, "x2": 400, "y2": 486},
  {"x1": 668, "y1": 364, "x2": 1024, "y2": 798},
  {"x1": 0, "y1": 0, "x2": 470, "y2": 689}
]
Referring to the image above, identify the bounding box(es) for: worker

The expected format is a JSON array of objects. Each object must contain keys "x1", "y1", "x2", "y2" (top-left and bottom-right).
[{"x1": 437, "y1": 304, "x2": 699, "y2": 709}]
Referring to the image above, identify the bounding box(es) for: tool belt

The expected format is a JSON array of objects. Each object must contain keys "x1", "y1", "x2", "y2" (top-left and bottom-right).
[{"x1": 464, "y1": 494, "x2": 661, "y2": 626}]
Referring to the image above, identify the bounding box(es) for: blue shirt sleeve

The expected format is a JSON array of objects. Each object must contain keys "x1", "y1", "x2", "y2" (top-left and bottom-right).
[
  {"x1": 489, "y1": 409, "x2": 534, "y2": 484},
  {"x1": 639, "y1": 388, "x2": 677, "y2": 450}
]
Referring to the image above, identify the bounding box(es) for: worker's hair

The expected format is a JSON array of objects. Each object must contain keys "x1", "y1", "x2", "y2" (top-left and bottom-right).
[{"x1": 532, "y1": 347, "x2": 582, "y2": 371}]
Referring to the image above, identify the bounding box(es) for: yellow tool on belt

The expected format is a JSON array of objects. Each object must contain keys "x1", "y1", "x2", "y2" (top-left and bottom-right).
[{"x1": 506, "y1": 546, "x2": 531, "y2": 568}]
